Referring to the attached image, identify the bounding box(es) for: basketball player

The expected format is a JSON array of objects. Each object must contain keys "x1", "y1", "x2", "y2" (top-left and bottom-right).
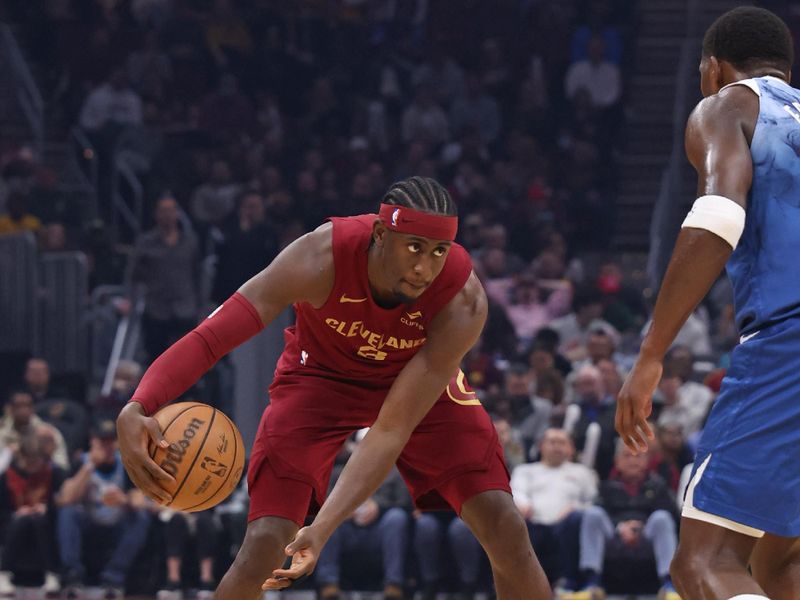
[
  {"x1": 116, "y1": 176, "x2": 551, "y2": 599},
  {"x1": 616, "y1": 7, "x2": 800, "y2": 600}
]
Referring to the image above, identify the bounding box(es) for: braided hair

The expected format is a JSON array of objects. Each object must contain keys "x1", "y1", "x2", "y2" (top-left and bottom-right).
[{"x1": 381, "y1": 176, "x2": 457, "y2": 217}]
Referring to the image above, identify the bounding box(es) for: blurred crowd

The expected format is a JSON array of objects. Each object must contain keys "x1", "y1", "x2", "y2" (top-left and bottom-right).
[{"x1": 0, "y1": 0, "x2": 749, "y2": 598}]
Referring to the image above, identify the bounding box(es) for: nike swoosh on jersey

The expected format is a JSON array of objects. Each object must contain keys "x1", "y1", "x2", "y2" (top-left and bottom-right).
[
  {"x1": 340, "y1": 294, "x2": 368, "y2": 303},
  {"x1": 739, "y1": 330, "x2": 760, "y2": 344}
]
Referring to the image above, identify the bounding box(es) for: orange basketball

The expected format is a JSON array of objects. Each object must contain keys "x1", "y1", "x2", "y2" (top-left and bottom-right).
[{"x1": 147, "y1": 402, "x2": 245, "y2": 512}]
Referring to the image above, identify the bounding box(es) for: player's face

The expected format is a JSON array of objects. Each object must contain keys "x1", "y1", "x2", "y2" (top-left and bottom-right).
[{"x1": 378, "y1": 230, "x2": 452, "y2": 304}]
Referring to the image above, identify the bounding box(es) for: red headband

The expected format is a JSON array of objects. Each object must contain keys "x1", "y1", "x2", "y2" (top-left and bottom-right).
[{"x1": 378, "y1": 203, "x2": 458, "y2": 241}]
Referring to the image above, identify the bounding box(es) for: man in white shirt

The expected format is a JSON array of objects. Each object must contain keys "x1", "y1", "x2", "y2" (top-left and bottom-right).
[
  {"x1": 79, "y1": 69, "x2": 143, "y2": 132},
  {"x1": 564, "y1": 36, "x2": 621, "y2": 110},
  {"x1": 511, "y1": 428, "x2": 598, "y2": 583}
]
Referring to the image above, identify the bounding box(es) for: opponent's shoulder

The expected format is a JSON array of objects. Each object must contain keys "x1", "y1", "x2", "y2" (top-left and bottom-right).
[{"x1": 688, "y1": 83, "x2": 759, "y2": 133}]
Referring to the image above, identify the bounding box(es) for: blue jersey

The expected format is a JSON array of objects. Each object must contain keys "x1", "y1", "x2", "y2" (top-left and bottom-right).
[{"x1": 727, "y1": 76, "x2": 800, "y2": 334}]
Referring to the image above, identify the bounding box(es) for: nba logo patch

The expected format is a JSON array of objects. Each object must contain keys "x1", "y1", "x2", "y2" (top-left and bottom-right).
[{"x1": 391, "y1": 208, "x2": 400, "y2": 227}]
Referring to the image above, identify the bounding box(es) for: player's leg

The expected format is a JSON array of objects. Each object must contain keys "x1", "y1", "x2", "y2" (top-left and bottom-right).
[
  {"x1": 215, "y1": 458, "x2": 312, "y2": 600},
  {"x1": 459, "y1": 489, "x2": 550, "y2": 599},
  {"x1": 215, "y1": 515, "x2": 299, "y2": 600},
  {"x1": 670, "y1": 518, "x2": 762, "y2": 600},
  {"x1": 749, "y1": 534, "x2": 800, "y2": 600}
]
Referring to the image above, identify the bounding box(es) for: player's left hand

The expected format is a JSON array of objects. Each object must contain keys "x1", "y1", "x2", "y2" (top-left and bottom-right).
[
  {"x1": 616, "y1": 356, "x2": 660, "y2": 454},
  {"x1": 262, "y1": 525, "x2": 322, "y2": 590}
]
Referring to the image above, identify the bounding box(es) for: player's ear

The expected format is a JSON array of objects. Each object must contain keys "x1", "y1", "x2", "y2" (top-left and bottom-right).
[
  {"x1": 372, "y1": 220, "x2": 387, "y2": 246},
  {"x1": 709, "y1": 56, "x2": 725, "y2": 92}
]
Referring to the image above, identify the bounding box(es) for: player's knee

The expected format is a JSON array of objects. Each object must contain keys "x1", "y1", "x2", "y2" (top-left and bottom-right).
[
  {"x1": 235, "y1": 517, "x2": 297, "y2": 574},
  {"x1": 477, "y1": 499, "x2": 530, "y2": 555},
  {"x1": 670, "y1": 548, "x2": 701, "y2": 590}
]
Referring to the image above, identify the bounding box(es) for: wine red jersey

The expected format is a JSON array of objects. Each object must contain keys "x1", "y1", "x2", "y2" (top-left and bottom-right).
[{"x1": 275, "y1": 215, "x2": 473, "y2": 385}]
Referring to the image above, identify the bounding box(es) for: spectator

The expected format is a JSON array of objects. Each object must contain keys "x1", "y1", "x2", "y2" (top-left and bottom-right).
[
  {"x1": 596, "y1": 358, "x2": 623, "y2": 399},
  {"x1": 493, "y1": 416, "x2": 526, "y2": 472},
  {"x1": 569, "y1": 365, "x2": 617, "y2": 479},
  {"x1": 57, "y1": 420, "x2": 150, "y2": 600},
  {"x1": 564, "y1": 35, "x2": 622, "y2": 110},
  {"x1": 23, "y1": 357, "x2": 57, "y2": 403},
  {"x1": 532, "y1": 328, "x2": 573, "y2": 377},
  {"x1": 560, "y1": 442, "x2": 679, "y2": 600},
  {"x1": 492, "y1": 272, "x2": 571, "y2": 345},
  {"x1": 450, "y1": 73, "x2": 501, "y2": 145},
  {"x1": 129, "y1": 194, "x2": 200, "y2": 361},
  {"x1": 0, "y1": 431, "x2": 65, "y2": 597},
  {"x1": 197, "y1": 73, "x2": 257, "y2": 140},
  {"x1": 643, "y1": 309, "x2": 713, "y2": 357},
  {"x1": 401, "y1": 84, "x2": 450, "y2": 146},
  {"x1": 79, "y1": 68, "x2": 143, "y2": 132},
  {"x1": 155, "y1": 509, "x2": 218, "y2": 600},
  {"x1": 664, "y1": 346, "x2": 715, "y2": 419},
  {"x1": 93, "y1": 360, "x2": 143, "y2": 420},
  {"x1": 412, "y1": 46, "x2": 465, "y2": 107},
  {"x1": 211, "y1": 191, "x2": 278, "y2": 304},
  {"x1": 39, "y1": 222, "x2": 70, "y2": 253},
  {"x1": 653, "y1": 369, "x2": 711, "y2": 438},
  {"x1": 550, "y1": 287, "x2": 619, "y2": 361},
  {"x1": 488, "y1": 365, "x2": 538, "y2": 428},
  {"x1": 0, "y1": 192, "x2": 40, "y2": 235},
  {"x1": 511, "y1": 429, "x2": 596, "y2": 584},
  {"x1": 0, "y1": 390, "x2": 69, "y2": 472},
  {"x1": 190, "y1": 158, "x2": 243, "y2": 228},
  {"x1": 413, "y1": 511, "x2": 482, "y2": 600},
  {"x1": 127, "y1": 30, "x2": 173, "y2": 101},
  {"x1": 649, "y1": 421, "x2": 694, "y2": 492},
  {"x1": 204, "y1": 0, "x2": 254, "y2": 73},
  {"x1": 315, "y1": 467, "x2": 411, "y2": 600},
  {"x1": 516, "y1": 359, "x2": 558, "y2": 455}
]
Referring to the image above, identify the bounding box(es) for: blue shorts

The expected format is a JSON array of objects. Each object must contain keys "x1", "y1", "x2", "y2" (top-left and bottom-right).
[{"x1": 690, "y1": 317, "x2": 800, "y2": 536}]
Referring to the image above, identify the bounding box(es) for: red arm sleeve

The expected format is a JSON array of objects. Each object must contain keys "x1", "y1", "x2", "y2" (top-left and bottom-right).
[{"x1": 129, "y1": 292, "x2": 265, "y2": 415}]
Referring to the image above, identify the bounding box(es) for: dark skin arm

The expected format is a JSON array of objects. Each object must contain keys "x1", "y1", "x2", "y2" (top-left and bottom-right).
[
  {"x1": 616, "y1": 84, "x2": 758, "y2": 453},
  {"x1": 117, "y1": 224, "x2": 334, "y2": 503},
  {"x1": 263, "y1": 272, "x2": 488, "y2": 589}
]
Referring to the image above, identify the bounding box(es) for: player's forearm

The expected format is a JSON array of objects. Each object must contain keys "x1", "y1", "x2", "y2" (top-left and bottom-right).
[
  {"x1": 129, "y1": 292, "x2": 264, "y2": 415},
  {"x1": 641, "y1": 228, "x2": 731, "y2": 361},
  {"x1": 312, "y1": 428, "x2": 408, "y2": 540}
]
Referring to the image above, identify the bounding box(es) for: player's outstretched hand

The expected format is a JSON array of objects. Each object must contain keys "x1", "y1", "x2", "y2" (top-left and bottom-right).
[
  {"x1": 262, "y1": 526, "x2": 322, "y2": 590},
  {"x1": 616, "y1": 357, "x2": 660, "y2": 454},
  {"x1": 116, "y1": 402, "x2": 175, "y2": 504}
]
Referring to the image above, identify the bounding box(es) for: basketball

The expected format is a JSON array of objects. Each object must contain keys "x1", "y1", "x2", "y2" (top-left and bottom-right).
[{"x1": 147, "y1": 402, "x2": 245, "y2": 512}]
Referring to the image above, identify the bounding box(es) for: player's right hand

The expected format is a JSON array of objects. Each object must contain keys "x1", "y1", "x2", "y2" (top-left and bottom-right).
[
  {"x1": 117, "y1": 402, "x2": 175, "y2": 504},
  {"x1": 616, "y1": 356, "x2": 660, "y2": 454}
]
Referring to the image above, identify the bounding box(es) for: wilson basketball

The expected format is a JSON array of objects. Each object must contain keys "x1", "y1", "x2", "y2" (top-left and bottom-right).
[{"x1": 147, "y1": 402, "x2": 245, "y2": 512}]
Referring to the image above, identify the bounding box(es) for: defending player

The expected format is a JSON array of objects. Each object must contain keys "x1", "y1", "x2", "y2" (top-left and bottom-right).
[
  {"x1": 617, "y1": 7, "x2": 800, "y2": 600},
  {"x1": 117, "y1": 176, "x2": 550, "y2": 599}
]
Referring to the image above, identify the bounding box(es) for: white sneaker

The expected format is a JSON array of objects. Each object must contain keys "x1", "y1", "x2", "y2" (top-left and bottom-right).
[
  {"x1": 0, "y1": 571, "x2": 14, "y2": 597},
  {"x1": 196, "y1": 590, "x2": 214, "y2": 600},
  {"x1": 156, "y1": 590, "x2": 183, "y2": 600},
  {"x1": 42, "y1": 571, "x2": 60, "y2": 594}
]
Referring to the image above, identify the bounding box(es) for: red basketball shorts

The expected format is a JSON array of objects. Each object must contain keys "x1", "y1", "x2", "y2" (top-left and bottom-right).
[{"x1": 246, "y1": 371, "x2": 510, "y2": 526}]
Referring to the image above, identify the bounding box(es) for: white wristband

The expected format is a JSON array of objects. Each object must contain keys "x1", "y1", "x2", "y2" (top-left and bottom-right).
[{"x1": 681, "y1": 194, "x2": 746, "y2": 249}]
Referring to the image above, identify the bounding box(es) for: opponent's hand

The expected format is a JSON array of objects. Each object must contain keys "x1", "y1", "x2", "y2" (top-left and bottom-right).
[
  {"x1": 262, "y1": 526, "x2": 323, "y2": 590},
  {"x1": 616, "y1": 357, "x2": 660, "y2": 454},
  {"x1": 117, "y1": 402, "x2": 175, "y2": 504}
]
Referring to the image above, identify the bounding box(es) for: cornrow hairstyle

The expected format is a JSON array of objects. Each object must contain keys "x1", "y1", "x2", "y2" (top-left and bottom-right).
[
  {"x1": 381, "y1": 176, "x2": 458, "y2": 216},
  {"x1": 703, "y1": 7, "x2": 794, "y2": 74}
]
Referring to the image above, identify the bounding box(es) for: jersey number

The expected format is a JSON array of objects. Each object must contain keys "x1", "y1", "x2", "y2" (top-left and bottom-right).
[{"x1": 357, "y1": 345, "x2": 388, "y2": 361}]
